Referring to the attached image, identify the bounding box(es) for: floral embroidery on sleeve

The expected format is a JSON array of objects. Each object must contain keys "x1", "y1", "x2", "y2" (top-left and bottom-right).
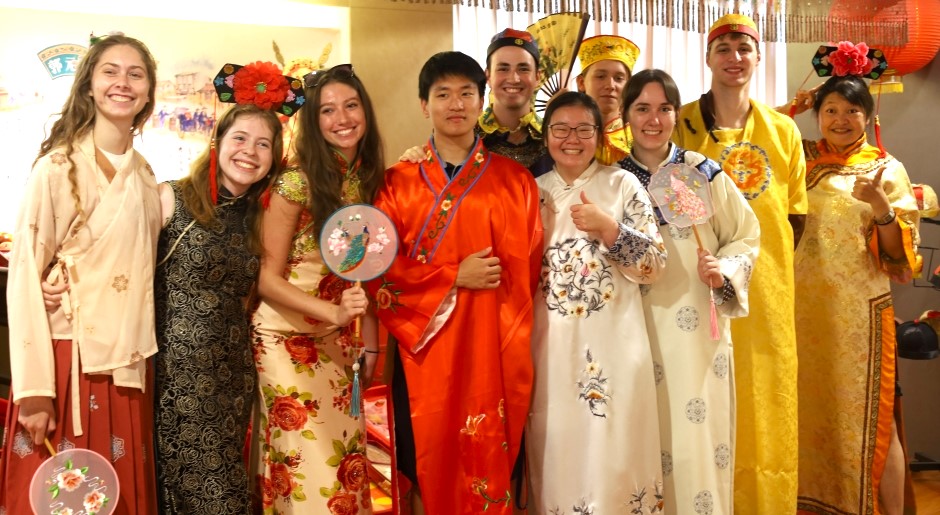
[
  {"x1": 606, "y1": 221, "x2": 654, "y2": 266},
  {"x1": 373, "y1": 277, "x2": 403, "y2": 312}
]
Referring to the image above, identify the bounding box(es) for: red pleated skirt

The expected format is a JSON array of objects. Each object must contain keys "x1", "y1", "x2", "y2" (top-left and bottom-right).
[{"x1": 0, "y1": 339, "x2": 157, "y2": 514}]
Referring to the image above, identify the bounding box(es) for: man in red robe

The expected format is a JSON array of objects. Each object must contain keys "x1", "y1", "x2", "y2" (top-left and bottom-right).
[{"x1": 370, "y1": 51, "x2": 543, "y2": 514}]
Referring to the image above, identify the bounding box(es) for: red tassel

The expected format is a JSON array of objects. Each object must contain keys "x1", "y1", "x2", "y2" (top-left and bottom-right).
[
  {"x1": 709, "y1": 292, "x2": 720, "y2": 341},
  {"x1": 874, "y1": 115, "x2": 887, "y2": 158},
  {"x1": 260, "y1": 186, "x2": 272, "y2": 210},
  {"x1": 209, "y1": 142, "x2": 218, "y2": 205}
]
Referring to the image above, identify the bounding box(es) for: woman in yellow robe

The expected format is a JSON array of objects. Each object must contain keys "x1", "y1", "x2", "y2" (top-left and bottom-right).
[{"x1": 795, "y1": 75, "x2": 920, "y2": 515}]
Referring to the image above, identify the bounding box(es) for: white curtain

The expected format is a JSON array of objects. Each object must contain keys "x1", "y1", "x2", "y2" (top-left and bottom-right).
[{"x1": 453, "y1": 4, "x2": 788, "y2": 109}]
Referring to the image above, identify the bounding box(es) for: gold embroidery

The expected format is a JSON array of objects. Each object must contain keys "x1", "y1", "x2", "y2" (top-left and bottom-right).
[
  {"x1": 112, "y1": 274, "x2": 129, "y2": 292},
  {"x1": 460, "y1": 413, "x2": 486, "y2": 436}
]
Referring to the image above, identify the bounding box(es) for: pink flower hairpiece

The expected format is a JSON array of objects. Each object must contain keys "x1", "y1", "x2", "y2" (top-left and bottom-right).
[{"x1": 829, "y1": 41, "x2": 875, "y2": 77}]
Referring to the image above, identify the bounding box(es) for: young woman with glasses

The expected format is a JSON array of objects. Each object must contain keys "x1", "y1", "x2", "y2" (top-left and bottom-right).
[{"x1": 525, "y1": 91, "x2": 667, "y2": 512}]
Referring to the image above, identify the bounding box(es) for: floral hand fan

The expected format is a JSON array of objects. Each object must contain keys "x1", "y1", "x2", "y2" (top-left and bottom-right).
[
  {"x1": 320, "y1": 204, "x2": 398, "y2": 416},
  {"x1": 30, "y1": 440, "x2": 119, "y2": 515},
  {"x1": 647, "y1": 163, "x2": 714, "y2": 241},
  {"x1": 648, "y1": 163, "x2": 721, "y2": 341},
  {"x1": 526, "y1": 12, "x2": 591, "y2": 113},
  {"x1": 320, "y1": 204, "x2": 398, "y2": 283}
]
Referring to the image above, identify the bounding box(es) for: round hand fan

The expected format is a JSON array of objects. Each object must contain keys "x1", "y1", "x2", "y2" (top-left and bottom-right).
[
  {"x1": 527, "y1": 12, "x2": 591, "y2": 113},
  {"x1": 319, "y1": 204, "x2": 398, "y2": 417},
  {"x1": 320, "y1": 204, "x2": 398, "y2": 283},
  {"x1": 30, "y1": 439, "x2": 119, "y2": 515}
]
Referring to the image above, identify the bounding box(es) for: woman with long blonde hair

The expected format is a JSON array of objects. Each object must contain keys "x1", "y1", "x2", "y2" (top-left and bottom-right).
[{"x1": 2, "y1": 34, "x2": 161, "y2": 514}]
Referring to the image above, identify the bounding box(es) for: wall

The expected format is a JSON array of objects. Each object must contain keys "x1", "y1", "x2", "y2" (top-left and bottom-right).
[
  {"x1": 787, "y1": 43, "x2": 940, "y2": 460},
  {"x1": 348, "y1": 1, "x2": 453, "y2": 160}
]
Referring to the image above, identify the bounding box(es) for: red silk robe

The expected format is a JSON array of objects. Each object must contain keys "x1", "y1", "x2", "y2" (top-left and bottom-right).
[{"x1": 370, "y1": 137, "x2": 542, "y2": 514}]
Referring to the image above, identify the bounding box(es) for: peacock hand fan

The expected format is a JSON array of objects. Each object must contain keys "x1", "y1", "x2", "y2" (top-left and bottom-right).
[{"x1": 526, "y1": 12, "x2": 591, "y2": 114}]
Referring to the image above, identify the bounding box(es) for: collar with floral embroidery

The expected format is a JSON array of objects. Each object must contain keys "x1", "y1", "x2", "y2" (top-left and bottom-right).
[{"x1": 478, "y1": 104, "x2": 543, "y2": 137}]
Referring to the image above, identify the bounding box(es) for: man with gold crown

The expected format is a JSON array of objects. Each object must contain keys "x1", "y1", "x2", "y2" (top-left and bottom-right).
[
  {"x1": 576, "y1": 34, "x2": 639, "y2": 165},
  {"x1": 477, "y1": 28, "x2": 553, "y2": 177},
  {"x1": 674, "y1": 13, "x2": 807, "y2": 513}
]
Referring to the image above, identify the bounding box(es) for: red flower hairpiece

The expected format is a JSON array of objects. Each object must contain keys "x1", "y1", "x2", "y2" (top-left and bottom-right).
[
  {"x1": 828, "y1": 41, "x2": 875, "y2": 77},
  {"x1": 233, "y1": 61, "x2": 291, "y2": 110}
]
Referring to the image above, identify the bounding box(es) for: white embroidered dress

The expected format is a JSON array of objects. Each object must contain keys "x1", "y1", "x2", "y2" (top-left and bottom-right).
[
  {"x1": 526, "y1": 161, "x2": 667, "y2": 514},
  {"x1": 621, "y1": 145, "x2": 760, "y2": 515}
]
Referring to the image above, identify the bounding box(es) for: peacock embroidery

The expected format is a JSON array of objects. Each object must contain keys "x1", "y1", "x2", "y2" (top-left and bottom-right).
[{"x1": 326, "y1": 212, "x2": 392, "y2": 273}]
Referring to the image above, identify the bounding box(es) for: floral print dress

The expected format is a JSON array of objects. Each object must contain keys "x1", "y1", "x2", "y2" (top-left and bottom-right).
[
  {"x1": 526, "y1": 162, "x2": 667, "y2": 513},
  {"x1": 250, "y1": 167, "x2": 372, "y2": 515}
]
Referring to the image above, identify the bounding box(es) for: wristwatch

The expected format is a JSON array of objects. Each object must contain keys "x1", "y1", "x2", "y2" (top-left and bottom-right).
[{"x1": 874, "y1": 210, "x2": 897, "y2": 225}]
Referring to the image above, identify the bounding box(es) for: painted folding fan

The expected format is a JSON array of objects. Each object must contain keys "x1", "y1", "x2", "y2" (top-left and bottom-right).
[{"x1": 527, "y1": 12, "x2": 591, "y2": 113}]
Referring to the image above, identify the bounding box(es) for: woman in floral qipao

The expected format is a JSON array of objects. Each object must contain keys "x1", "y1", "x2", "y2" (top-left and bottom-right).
[
  {"x1": 251, "y1": 64, "x2": 385, "y2": 514},
  {"x1": 525, "y1": 91, "x2": 667, "y2": 513}
]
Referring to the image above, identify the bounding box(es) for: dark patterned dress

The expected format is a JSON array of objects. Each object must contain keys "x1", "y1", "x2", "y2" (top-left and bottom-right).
[{"x1": 154, "y1": 181, "x2": 259, "y2": 514}]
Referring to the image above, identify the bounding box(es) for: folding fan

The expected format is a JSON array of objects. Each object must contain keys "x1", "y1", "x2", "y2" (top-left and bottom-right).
[{"x1": 526, "y1": 12, "x2": 591, "y2": 113}]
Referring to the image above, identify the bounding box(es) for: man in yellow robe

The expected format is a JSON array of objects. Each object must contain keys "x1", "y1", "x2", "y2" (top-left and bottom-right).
[
  {"x1": 674, "y1": 13, "x2": 807, "y2": 513},
  {"x1": 576, "y1": 35, "x2": 638, "y2": 165}
]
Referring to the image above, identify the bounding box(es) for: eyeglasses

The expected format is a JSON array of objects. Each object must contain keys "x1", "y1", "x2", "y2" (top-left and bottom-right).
[
  {"x1": 548, "y1": 124, "x2": 599, "y2": 139},
  {"x1": 303, "y1": 64, "x2": 355, "y2": 89}
]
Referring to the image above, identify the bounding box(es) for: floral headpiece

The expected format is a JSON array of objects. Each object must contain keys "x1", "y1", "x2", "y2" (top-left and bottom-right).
[
  {"x1": 213, "y1": 61, "x2": 306, "y2": 117},
  {"x1": 812, "y1": 41, "x2": 888, "y2": 80},
  {"x1": 808, "y1": 41, "x2": 890, "y2": 156},
  {"x1": 208, "y1": 61, "x2": 305, "y2": 204}
]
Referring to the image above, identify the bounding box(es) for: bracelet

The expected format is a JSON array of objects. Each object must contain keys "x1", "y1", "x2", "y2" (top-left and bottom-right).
[
  {"x1": 364, "y1": 349, "x2": 380, "y2": 354},
  {"x1": 874, "y1": 210, "x2": 897, "y2": 226}
]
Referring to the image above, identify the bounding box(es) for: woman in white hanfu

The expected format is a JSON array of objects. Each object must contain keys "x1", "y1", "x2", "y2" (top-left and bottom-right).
[
  {"x1": 617, "y1": 69, "x2": 760, "y2": 515},
  {"x1": 526, "y1": 91, "x2": 667, "y2": 514}
]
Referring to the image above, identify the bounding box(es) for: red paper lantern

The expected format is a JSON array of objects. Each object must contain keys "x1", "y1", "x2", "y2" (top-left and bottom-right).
[
  {"x1": 881, "y1": 0, "x2": 940, "y2": 77},
  {"x1": 828, "y1": 0, "x2": 940, "y2": 92}
]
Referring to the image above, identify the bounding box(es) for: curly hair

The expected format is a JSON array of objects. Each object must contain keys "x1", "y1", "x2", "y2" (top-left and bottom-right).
[{"x1": 35, "y1": 35, "x2": 158, "y2": 226}]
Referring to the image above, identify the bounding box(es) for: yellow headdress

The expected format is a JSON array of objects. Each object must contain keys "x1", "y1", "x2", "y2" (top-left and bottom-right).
[
  {"x1": 578, "y1": 35, "x2": 640, "y2": 74},
  {"x1": 707, "y1": 14, "x2": 760, "y2": 46}
]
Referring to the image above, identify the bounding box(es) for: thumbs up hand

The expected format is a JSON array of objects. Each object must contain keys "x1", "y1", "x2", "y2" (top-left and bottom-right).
[
  {"x1": 852, "y1": 166, "x2": 891, "y2": 215},
  {"x1": 570, "y1": 191, "x2": 619, "y2": 246}
]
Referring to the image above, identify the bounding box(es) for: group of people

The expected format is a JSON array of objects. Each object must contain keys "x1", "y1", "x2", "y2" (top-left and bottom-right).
[{"x1": 0, "y1": 11, "x2": 924, "y2": 515}]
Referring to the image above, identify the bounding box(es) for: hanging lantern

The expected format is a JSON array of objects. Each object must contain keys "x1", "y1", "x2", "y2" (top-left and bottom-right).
[
  {"x1": 829, "y1": 0, "x2": 940, "y2": 93},
  {"x1": 874, "y1": 0, "x2": 940, "y2": 93}
]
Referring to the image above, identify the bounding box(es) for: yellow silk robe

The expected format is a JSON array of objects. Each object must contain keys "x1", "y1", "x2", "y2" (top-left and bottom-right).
[{"x1": 795, "y1": 137, "x2": 920, "y2": 515}]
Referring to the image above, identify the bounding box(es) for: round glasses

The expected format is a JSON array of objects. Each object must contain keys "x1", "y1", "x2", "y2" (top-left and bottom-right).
[
  {"x1": 548, "y1": 124, "x2": 599, "y2": 139},
  {"x1": 303, "y1": 64, "x2": 355, "y2": 89}
]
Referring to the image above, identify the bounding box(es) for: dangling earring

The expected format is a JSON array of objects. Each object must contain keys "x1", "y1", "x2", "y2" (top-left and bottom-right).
[{"x1": 209, "y1": 139, "x2": 218, "y2": 205}]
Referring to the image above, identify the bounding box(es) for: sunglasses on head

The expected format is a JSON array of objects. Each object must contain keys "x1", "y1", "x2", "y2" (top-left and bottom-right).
[{"x1": 303, "y1": 64, "x2": 355, "y2": 89}]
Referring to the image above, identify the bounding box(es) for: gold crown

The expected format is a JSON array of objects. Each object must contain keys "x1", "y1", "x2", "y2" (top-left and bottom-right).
[{"x1": 578, "y1": 35, "x2": 640, "y2": 74}]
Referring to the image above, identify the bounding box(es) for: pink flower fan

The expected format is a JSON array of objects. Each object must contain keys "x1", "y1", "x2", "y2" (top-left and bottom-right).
[{"x1": 648, "y1": 163, "x2": 714, "y2": 229}]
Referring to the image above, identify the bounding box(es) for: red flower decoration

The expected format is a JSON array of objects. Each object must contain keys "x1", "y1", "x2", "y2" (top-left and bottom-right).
[
  {"x1": 284, "y1": 335, "x2": 320, "y2": 367},
  {"x1": 270, "y1": 395, "x2": 309, "y2": 431},
  {"x1": 375, "y1": 288, "x2": 393, "y2": 310},
  {"x1": 318, "y1": 273, "x2": 349, "y2": 303},
  {"x1": 327, "y1": 491, "x2": 359, "y2": 515},
  {"x1": 233, "y1": 61, "x2": 290, "y2": 110},
  {"x1": 257, "y1": 475, "x2": 276, "y2": 507},
  {"x1": 269, "y1": 462, "x2": 295, "y2": 497},
  {"x1": 829, "y1": 41, "x2": 872, "y2": 77},
  {"x1": 336, "y1": 452, "x2": 369, "y2": 492}
]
